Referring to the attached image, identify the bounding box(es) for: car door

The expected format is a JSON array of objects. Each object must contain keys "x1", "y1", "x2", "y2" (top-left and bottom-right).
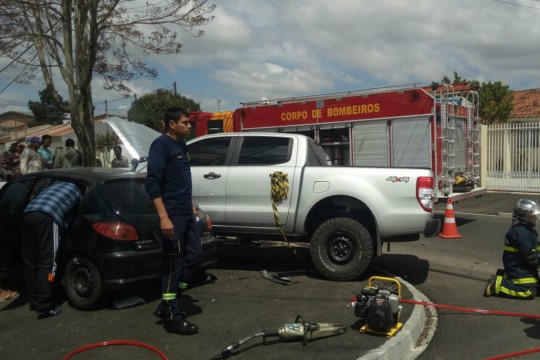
[
  {"x1": 225, "y1": 135, "x2": 296, "y2": 228},
  {"x1": 188, "y1": 135, "x2": 235, "y2": 224},
  {"x1": 0, "y1": 177, "x2": 36, "y2": 271}
]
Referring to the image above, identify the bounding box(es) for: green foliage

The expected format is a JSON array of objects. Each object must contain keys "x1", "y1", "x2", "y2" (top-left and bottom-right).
[
  {"x1": 127, "y1": 89, "x2": 201, "y2": 131},
  {"x1": 478, "y1": 81, "x2": 513, "y2": 124},
  {"x1": 95, "y1": 130, "x2": 119, "y2": 166},
  {"x1": 439, "y1": 72, "x2": 513, "y2": 124},
  {"x1": 0, "y1": 1, "x2": 215, "y2": 167},
  {"x1": 28, "y1": 86, "x2": 69, "y2": 125}
]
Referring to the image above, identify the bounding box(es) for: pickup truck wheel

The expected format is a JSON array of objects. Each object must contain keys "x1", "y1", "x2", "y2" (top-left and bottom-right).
[{"x1": 310, "y1": 217, "x2": 373, "y2": 281}]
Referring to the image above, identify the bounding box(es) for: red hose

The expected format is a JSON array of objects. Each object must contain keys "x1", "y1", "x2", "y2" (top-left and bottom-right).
[
  {"x1": 401, "y1": 298, "x2": 540, "y2": 360},
  {"x1": 63, "y1": 340, "x2": 169, "y2": 360},
  {"x1": 401, "y1": 298, "x2": 540, "y2": 319},
  {"x1": 483, "y1": 347, "x2": 540, "y2": 360}
]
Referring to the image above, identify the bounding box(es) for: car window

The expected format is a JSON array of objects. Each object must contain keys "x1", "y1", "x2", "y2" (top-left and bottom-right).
[
  {"x1": 32, "y1": 178, "x2": 56, "y2": 199},
  {"x1": 188, "y1": 137, "x2": 232, "y2": 166},
  {"x1": 0, "y1": 179, "x2": 34, "y2": 214},
  {"x1": 237, "y1": 137, "x2": 292, "y2": 165},
  {"x1": 101, "y1": 179, "x2": 156, "y2": 216}
]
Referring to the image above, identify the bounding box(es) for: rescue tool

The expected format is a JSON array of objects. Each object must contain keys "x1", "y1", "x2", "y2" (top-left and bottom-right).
[{"x1": 209, "y1": 315, "x2": 347, "y2": 359}]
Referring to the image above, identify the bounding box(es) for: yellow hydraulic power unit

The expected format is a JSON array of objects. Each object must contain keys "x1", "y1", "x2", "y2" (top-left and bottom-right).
[{"x1": 351, "y1": 276, "x2": 403, "y2": 338}]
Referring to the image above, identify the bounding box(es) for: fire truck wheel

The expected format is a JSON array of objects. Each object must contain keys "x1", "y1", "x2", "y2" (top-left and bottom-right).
[{"x1": 310, "y1": 217, "x2": 373, "y2": 281}]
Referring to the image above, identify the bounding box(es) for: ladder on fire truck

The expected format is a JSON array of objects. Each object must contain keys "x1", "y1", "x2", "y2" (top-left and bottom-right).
[
  {"x1": 240, "y1": 83, "x2": 421, "y2": 107},
  {"x1": 436, "y1": 84, "x2": 481, "y2": 196},
  {"x1": 438, "y1": 83, "x2": 456, "y2": 195},
  {"x1": 466, "y1": 91, "x2": 481, "y2": 183}
]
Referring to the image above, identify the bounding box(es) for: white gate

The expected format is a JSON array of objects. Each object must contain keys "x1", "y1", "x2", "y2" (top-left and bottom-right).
[{"x1": 486, "y1": 122, "x2": 540, "y2": 192}]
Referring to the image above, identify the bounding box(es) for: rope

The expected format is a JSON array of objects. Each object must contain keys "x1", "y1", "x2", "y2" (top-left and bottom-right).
[{"x1": 269, "y1": 171, "x2": 296, "y2": 255}]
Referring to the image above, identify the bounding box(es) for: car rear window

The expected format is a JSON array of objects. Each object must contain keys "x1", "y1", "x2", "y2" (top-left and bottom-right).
[{"x1": 101, "y1": 179, "x2": 156, "y2": 216}]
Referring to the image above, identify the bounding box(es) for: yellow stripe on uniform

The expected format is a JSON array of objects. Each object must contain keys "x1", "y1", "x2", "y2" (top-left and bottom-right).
[{"x1": 162, "y1": 293, "x2": 176, "y2": 301}]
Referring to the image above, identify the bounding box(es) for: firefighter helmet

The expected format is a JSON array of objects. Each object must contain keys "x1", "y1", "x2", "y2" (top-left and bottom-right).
[{"x1": 512, "y1": 199, "x2": 540, "y2": 225}]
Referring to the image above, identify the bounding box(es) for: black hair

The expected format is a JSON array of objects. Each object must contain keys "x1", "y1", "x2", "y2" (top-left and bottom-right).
[
  {"x1": 163, "y1": 107, "x2": 190, "y2": 131},
  {"x1": 65, "y1": 138, "x2": 75, "y2": 147},
  {"x1": 113, "y1": 145, "x2": 122, "y2": 152},
  {"x1": 41, "y1": 134, "x2": 52, "y2": 142}
]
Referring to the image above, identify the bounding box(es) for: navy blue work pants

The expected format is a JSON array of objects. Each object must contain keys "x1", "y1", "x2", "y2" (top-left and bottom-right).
[{"x1": 160, "y1": 214, "x2": 203, "y2": 325}]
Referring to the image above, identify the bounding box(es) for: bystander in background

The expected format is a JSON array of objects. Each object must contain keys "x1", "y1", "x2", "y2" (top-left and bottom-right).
[
  {"x1": 20, "y1": 138, "x2": 43, "y2": 175},
  {"x1": 53, "y1": 147, "x2": 69, "y2": 169},
  {"x1": 37, "y1": 135, "x2": 53, "y2": 169},
  {"x1": 64, "y1": 138, "x2": 83, "y2": 168},
  {"x1": 111, "y1": 145, "x2": 129, "y2": 168}
]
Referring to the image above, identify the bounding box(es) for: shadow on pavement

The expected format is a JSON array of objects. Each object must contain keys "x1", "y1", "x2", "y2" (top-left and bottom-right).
[
  {"x1": 521, "y1": 318, "x2": 540, "y2": 340},
  {"x1": 369, "y1": 253, "x2": 430, "y2": 285}
]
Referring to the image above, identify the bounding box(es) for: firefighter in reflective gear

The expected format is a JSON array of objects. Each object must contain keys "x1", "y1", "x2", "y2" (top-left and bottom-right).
[{"x1": 484, "y1": 199, "x2": 540, "y2": 299}]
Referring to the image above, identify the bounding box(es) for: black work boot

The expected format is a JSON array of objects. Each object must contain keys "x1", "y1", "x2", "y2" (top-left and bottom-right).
[
  {"x1": 164, "y1": 320, "x2": 198, "y2": 335},
  {"x1": 483, "y1": 276, "x2": 495, "y2": 297},
  {"x1": 153, "y1": 303, "x2": 187, "y2": 320}
]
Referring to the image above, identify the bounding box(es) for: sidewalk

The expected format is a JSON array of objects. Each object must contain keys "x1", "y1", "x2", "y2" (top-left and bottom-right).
[{"x1": 435, "y1": 191, "x2": 540, "y2": 216}]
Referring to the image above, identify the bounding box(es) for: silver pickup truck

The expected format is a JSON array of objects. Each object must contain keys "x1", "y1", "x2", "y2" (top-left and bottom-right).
[{"x1": 187, "y1": 132, "x2": 440, "y2": 281}]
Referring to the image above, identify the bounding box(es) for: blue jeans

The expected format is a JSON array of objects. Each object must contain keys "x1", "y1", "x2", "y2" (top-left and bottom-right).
[{"x1": 160, "y1": 214, "x2": 203, "y2": 325}]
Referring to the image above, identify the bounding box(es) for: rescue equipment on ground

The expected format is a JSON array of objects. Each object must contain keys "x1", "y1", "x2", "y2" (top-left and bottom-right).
[
  {"x1": 438, "y1": 198, "x2": 462, "y2": 239},
  {"x1": 209, "y1": 315, "x2": 347, "y2": 359},
  {"x1": 62, "y1": 288, "x2": 540, "y2": 359},
  {"x1": 260, "y1": 269, "x2": 297, "y2": 285},
  {"x1": 351, "y1": 276, "x2": 403, "y2": 337}
]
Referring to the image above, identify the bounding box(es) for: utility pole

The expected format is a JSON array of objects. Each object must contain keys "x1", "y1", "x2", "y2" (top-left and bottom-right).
[
  {"x1": 173, "y1": 82, "x2": 177, "y2": 96},
  {"x1": 105, "y1": 100, "x2": 108, "y2": 117},
  {"x1": 217, "y1": 99, "x2": 222, "y2": 111}
]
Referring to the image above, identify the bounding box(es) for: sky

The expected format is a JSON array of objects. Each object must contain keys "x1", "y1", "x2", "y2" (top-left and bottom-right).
[{"x1": 1, "y1": 0, "x2": 540, "y2": 118}]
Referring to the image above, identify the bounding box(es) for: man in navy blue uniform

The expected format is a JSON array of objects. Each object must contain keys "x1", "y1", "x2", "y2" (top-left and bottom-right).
[
  {"x1": 22, "y1": 181, "x2": 82, "y2": 318},
  {"x1": 484, "y1": 199, "x2": 540, "y2": 299},
  {"x1": 145, "y1": 107, "x2": 203, "y2": 335}
]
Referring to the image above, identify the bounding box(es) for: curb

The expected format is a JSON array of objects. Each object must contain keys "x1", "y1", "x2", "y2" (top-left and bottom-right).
[{"x1": 358, "y1": 276, "x2": 438, "y2": 360}]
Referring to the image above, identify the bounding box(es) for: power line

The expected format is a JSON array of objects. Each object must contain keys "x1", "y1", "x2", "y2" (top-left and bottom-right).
[{"x1": 494, "y1": 0, "x2": 540, "y2": 9}]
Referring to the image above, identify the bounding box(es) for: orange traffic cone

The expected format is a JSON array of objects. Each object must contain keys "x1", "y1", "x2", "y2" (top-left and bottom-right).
[{"x1": 439, "y1": 198, "x2": 462, "y2": 239}]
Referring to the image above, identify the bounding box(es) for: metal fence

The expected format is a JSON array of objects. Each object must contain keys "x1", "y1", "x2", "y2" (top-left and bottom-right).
[{"x1": 486, "y1": 122, "x2": 540, "y2": 192}]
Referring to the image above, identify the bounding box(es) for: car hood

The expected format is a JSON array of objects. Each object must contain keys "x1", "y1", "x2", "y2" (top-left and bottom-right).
[{"x1": 104, "y1": 118, "x2": 160, "y2": 172}]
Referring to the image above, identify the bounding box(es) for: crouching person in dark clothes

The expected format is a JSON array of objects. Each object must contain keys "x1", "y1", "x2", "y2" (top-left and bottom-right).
[
  {"x1": 22, "y1": 181, "x2": 81, "y2": 318},
  {"x1": 145, "y1": 107, "x2": 203, "y2": 335},
  {"x1": 484, "y1": 199, "x2": 540, "y2": 299}
]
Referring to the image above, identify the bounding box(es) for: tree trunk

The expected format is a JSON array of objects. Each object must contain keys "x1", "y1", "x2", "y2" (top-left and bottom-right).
[{"x1": 70, "y1": 88, "x2": 96, "y2": 167}]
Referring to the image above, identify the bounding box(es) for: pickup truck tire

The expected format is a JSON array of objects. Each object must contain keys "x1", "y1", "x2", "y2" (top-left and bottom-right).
[{"x1": 310, "y1": 217, "x2": 373, "y2": 281}]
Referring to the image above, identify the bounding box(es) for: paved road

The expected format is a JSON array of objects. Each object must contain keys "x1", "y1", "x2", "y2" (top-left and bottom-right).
[
  {"x1": 1, "y1": 190, "x2": 539, "y2": 360},
  {"x1": 0, "y1": 240, "x2": 417, "y2": 360},
  {"x1": 374, "y1": 191, "x2": 540, "y2": 360}
]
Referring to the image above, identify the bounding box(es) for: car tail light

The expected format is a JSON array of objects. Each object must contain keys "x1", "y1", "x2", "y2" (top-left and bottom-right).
[
  {"x1": 205, "y1": 214, "x2": 212, "y2": 231},
  {"x1": 92, "y1": 222, "x2": 139, "y2": 241},
  {"x1": 416, "y1": 176, "x2": 434, "y2": 212}
]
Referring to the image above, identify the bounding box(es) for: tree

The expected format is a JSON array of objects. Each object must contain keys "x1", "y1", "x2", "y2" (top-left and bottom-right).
[
  {"x1": 439, "y1": 72, "x2": 513, "y2": 124},
  {"x1": 28, "y1": 86, "x2": 69, "y2": 125},
  {"x1": 477, "y1": 81, "x2": 513, "y2": 124},
  {"x1": 95, "y1": 129, "x2": 119, "y2": 167},
  {"x1": 128, "y1": 89, "x2": 200, "y2": 131},
  {"x1": 0, "y1": 1, "x2": 215, "y2": 166}
]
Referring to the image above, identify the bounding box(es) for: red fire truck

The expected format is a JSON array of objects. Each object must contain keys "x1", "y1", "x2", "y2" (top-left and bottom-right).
[{"x1": 189, "y1": 83, "x2": 485, "y2": 202}]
